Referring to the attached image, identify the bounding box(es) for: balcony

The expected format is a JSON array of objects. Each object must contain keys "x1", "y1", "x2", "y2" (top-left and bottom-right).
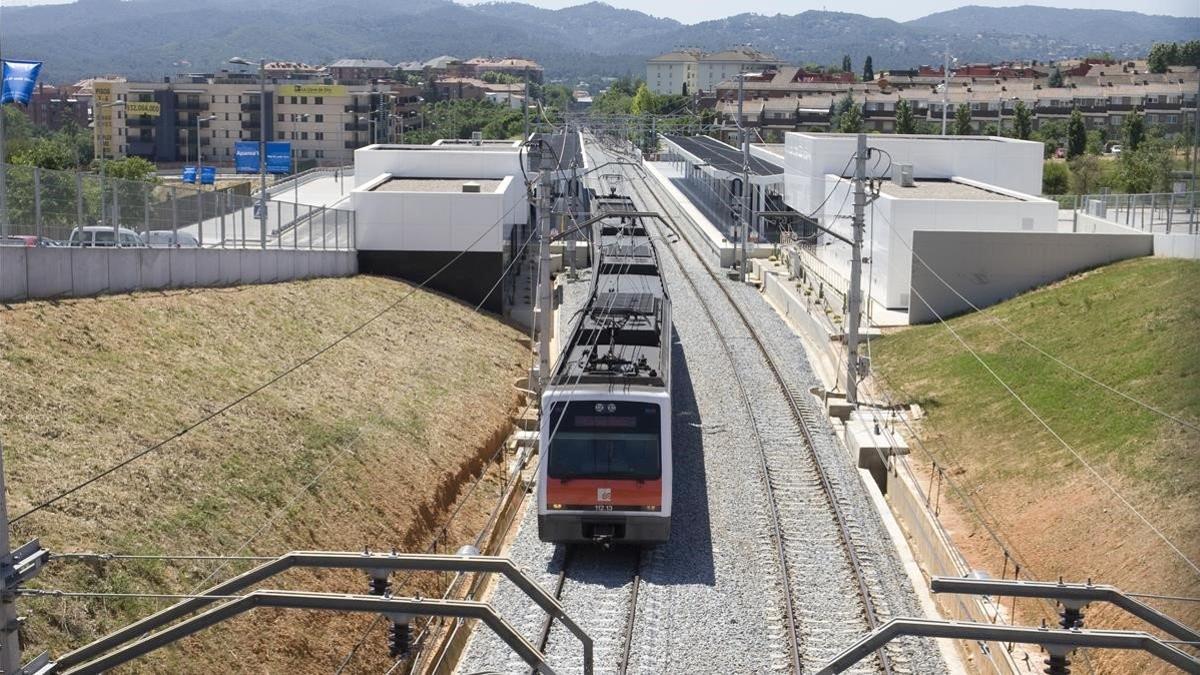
[
  {"x1": 240, "y1": 101, "x2": 262, "y2": 111},
  {"x1": 176, "y1": 99, "x2": 209, "y2": 112},
  {"x1": 343, "y1": 104, "x2": 369, "y2": 114},
  {"x1": 126, "y1": 116, "x2": 157, "y2": 127},
  {"x1": 126, "y1": 141, "x2": 156, "y2": 157},
  {"x1": 343, "y1": 122, "x2": 369, "y2": 131},
  {"x1": 1145, "y1": 100, "x2": 1181, "y2": 111}
]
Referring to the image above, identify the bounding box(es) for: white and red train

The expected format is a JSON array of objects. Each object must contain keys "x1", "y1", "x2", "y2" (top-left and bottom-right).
[{"x1": 537, "y1": 192, "x2": 673, "y2": 545}]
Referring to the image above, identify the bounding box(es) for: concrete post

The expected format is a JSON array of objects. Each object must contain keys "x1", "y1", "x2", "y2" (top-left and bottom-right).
[
  {"x1": 537, "y1": 143, "x2": 554, "y2": 389},
  {"x1": 219, "y1": 191, "x2": 226, "y2": 248},
  {"x1": 34, "y1": 166, "x2": 42, "y2": 239},
  {"x1": 76, "y1": 171, "x2": 84, "y2": 234},
  {"x1": 171, "y1": 187, "x2": 178, "y2": 240},
  {"x1": 846, "y1": 133, "x2": 868, "y2": 406}
]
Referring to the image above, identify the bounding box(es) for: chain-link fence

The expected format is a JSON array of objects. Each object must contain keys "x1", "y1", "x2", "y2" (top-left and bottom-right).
[{"x1": 0, "y1": 163, "x2": 356, "y2": 250}]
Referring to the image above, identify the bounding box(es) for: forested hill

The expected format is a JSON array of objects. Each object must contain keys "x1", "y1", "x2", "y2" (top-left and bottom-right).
[{"x1": 2, "y1": 0, "x2": 1196, "y2": 83}]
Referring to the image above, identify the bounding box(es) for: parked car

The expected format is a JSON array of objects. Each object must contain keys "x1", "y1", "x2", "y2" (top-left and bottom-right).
[
  {"x1": 145, "y1": 230, "x2": 201, "y2": 248},
  {"x1": 1108, "y1": 144, "x2": 1123, "y2": 155},
  {"x1": 67, "y1": 226, "x2": 146, "y2": 248},
  {"x1": 1, "y1": 235, "x2": 62, "y2": 247}
]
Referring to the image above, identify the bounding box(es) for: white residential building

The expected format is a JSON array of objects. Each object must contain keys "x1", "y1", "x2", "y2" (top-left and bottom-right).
[
  {"x1": 696, "y1": 48, "x2": 786, "y2": 94},
  {"x1": 782, "y1": 133, "x2": 1056, "y2": 309},
  {"x1": 646, "y1": 49, "x2": 702, "y2": 95}
]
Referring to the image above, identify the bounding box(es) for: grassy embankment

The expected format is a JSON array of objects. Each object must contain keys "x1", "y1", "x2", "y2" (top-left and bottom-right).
[
  {"x1": 0, "y1": 276, "x2": 528, "y2": 673},
  {"x1": 872, "y1": 258, "x2": 1199, "y2": 674}
]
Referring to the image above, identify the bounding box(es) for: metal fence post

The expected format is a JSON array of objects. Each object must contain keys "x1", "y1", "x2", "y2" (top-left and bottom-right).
[
  {"x1": 34, "y1": 167, "x2": 43, "y2": 240},
  {"x1": 143, "y1": 187, "x2": 150, "y2": 240},
  {"x1": 75, "y1": 171, "x2": 84, "y2": 235},
  {"x1": 334, "y1": 210, "x2": 340, "y2": 250},
  {"x1": 351, "y1": 210, "x2": 356, "y2": 250},
  {"x1": 113, "y1": 186, "x2": 121, "y2": 245},
  {"x1": 197, "y1": 186, "x2": 204, "y2": 246},
  {"x1": 219, "y1": 191, "x2": 226, "y2": 249},
  {"x1": 321, "y1": 206, "x2": 327, "y2": 251},
  {"x1": 276, "y1": 201, "x2": 282, "y2": 249},
  {"x1": 171, "y1": 186, "x2": 178, "y2": 240},
  {"x1": 1167, "y1": 193, "x2": 1174, "y2": 234},
  {"x1": 240, "y1": 198, "x2": 247, "y2": 248}
]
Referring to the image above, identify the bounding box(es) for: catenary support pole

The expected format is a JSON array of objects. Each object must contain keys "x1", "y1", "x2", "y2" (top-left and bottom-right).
[
  {"x1": 846, "y1": 133, "x2": 867, "y2": 406},
  {"x1": 737, "y1": 72, "x2": 748, "y2": 280},
  {"x1": 537, "y1": 142, "x2": 554, "y2": 389}
]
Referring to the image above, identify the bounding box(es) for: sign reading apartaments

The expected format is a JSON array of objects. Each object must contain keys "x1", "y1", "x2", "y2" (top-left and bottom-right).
[{"x1": 234, "y1": 141, "x2": 293, "y2": 174}]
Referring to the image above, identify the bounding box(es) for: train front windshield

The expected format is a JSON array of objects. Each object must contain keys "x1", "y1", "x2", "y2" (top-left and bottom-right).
[{"x1": 547, "y1": 401, "x2": 661, "y2": 480}]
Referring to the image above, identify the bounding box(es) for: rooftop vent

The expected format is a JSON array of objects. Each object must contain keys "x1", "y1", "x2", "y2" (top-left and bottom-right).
[
  {"x1": 892, "y1": 163, "x2": 915, "y2": 188},
  {"x1": 461, "y1": 181, "x2": 482, "y2": 193}
]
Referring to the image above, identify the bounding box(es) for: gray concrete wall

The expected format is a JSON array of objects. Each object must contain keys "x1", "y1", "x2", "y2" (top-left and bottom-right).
[
  {"x1": 908, "y1": 230, "x2": 1153, "y2": 324},
  {"x1": 1, "y1": 247, "x2": 357, "y2": 303}
]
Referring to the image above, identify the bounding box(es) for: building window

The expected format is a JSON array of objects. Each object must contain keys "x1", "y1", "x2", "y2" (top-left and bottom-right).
[
  {"x1": 277, "y1": 131, "x2": 285, "y2": 139},
  {"x1": 315, "y1": 113, "x2": 324, "y2": 123},
  {"x1": 278, "y1": 113, "x2": 285, "y2": 122},
  {"x1": 314, "y1": 96, "x2": 323, "y2": 105},
  {"x1": 225, "y1": 113, "x2": 230, "y2": 121},
  {"x1": 315, "y1": 131, "x2": 324, "y2": 140},
  {"x1": 300, "y1": 96, "x2": 308, "y2": 104},
  {"x1": 301, "y1": 149, "x2": 309, "y2": 158},
  {"x1": 290, "y1": 96, "x2": 298, "y2": 104},
  {"x1": 301, "y1": 131, "x2": 308, "y2": 140},
  {"x1": 225, "y1": 95, "x2": 229, "y2": 104},
  {"x1": 224, "y1": 130, "x2": 230, "y2": 138},
  {"x1": 211, "y1": 95, "x2": 216, "y2": 103},
  {"x1": 277, "y1": 96, "x2": 285, "y2": 104},
  {"x1": 315, "y1": 149, "x2": 325, "y2": 159}
]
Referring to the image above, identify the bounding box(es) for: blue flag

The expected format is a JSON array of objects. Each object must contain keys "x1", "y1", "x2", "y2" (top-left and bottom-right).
[{"x1": 1, "y1": 61, "x2": 43, "y2": 105}]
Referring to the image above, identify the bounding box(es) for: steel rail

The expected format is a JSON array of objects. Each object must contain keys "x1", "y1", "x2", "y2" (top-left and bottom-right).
[
  {"x1": 591, "y1": 143, "x2": 804, "y2": 674},
  {"x1": 615, "y1": 140, "x2": 894, "y2": 674}
]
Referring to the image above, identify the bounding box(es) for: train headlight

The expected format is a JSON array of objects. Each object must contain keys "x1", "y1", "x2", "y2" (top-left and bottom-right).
[
  {"x1": 606, "y1": 403, "x2": 617, "y2": 413},
  {"x1": 594, "y1": 403, "x2": 604, "y2": 413},
  {"x1": 550, "y1": 504, "x2": 564, "y2": 510}
]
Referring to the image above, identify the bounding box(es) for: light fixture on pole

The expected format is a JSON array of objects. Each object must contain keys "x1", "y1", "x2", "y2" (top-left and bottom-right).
[
  {"x1": 229, "y1": 56, "x2": 269, "y2": 249},
  {"x1": 196, "y1": 114, "x2": 217, "y2": 190}
]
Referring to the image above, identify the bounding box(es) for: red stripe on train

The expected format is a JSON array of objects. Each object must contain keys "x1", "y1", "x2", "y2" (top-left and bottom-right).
[{"x1": 546, "y1": 478, "x2": 662, "y2": 508}]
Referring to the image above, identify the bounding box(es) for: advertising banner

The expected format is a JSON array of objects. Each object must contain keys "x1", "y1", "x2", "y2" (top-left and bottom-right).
[
  {"x1": 266, "y1": 142, "x2": 291, "y2": 174},
  {"x1": 200, "y1": 166, "x2": 217, "y2": 185},
  {"x1": 181, "y1": 166, "x2": 197, "y2": 184},
  {"x1": 234, "y1": 141, "x2": 259, "y2": 173},
  {"x1": 1, "y1": 60, "x2": 43, "y2": 104},
  {"x1": 126, "y1": 101, "x2": 161, "y2": 116},
  {"x1": 277, "y1": 84, "x2": 347, "y2": 97}
]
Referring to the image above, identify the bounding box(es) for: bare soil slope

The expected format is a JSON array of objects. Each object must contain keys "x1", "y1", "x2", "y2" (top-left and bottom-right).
[
  {"x1": 872, "y1": 258, "x2": 1199, "y2": 674},
  {"x1": 0, "y1": 276, "x2": 529, "y2": 672}
]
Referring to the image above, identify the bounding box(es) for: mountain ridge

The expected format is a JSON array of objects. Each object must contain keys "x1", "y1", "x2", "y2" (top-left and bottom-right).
[{"x1": 1, "y1": 1, "x2": 1195, "y2": 83}]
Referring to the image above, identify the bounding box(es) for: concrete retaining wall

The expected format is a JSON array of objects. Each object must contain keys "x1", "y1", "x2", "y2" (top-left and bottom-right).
[
  {"x1": 1, "y1": 247, "x2": 357, "y2": 303},
  {"x1": 908, "y1": 230, "x2": 1153, "y2": 323},
  {"x1": 1153, "y1": 233, "x2": 1200, "y2": 259}
]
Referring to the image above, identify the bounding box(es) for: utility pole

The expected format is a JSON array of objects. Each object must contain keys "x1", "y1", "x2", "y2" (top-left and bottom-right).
[
  {"x1": 737, "y1": 73, "x2": 750, "y2": 281},
  {"x1": 537, "y1": 141, "x2": 554, "y2": 389},
  {"x1": 523, "y1": 70, "x2": 530, "y2": 142},
  {"x1": 846, "y1": 133, "x2": 867, "y2": 407},
  {"x1": 941, "y1": 49, "x2": 950, "y2": 136}
]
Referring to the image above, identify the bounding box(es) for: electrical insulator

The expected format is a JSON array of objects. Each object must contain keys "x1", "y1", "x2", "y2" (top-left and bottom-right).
[
  {"x1": 369, "y1": 575, "x2": 391, "y2": 596},
  {"x1": 388, "y1": 621, "x2": 410, "y2": 658}
]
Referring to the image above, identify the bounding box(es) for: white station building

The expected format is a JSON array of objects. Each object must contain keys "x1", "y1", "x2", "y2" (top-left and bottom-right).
[
  {"x1": 781, "y1": 134, "x2": 1059, "y2": 311},
  {"x1": 350, "y1": 141, "x2": 529, "y2": 312}
]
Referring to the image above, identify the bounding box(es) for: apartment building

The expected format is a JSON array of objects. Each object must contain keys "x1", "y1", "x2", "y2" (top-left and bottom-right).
[
  {"x1": 647, "y1": 47, "x2": 786, "y2": 95},
  {"x1": 711, "y1": 63, "x2": 1200, "y2": 137},
  {"x1": 93, "y1": 72, "x2": 403, "y2": 169},
  {"x1": 28, "y1": 83, "x2": 89, "y2": 131},
  {"x1": 466, "y1": 57, "x2": 544, "y2": 84}
]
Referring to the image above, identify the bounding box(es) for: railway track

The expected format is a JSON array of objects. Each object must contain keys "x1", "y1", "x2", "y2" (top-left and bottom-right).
[
  {"x1": 533, "y1": 545, "x2": 643, "y2": 675},
  {"x1": 592, "y1": 134, "x2": 898, "y2": 673}
]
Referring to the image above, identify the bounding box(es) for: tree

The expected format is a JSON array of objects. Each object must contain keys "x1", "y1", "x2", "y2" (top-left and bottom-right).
[
  {"x1": 1042, "y1": 160, "x2": 1070, "y2": 195},
  {"x1": 630, "y1": 83, "x2": 655, "y2": 116},
  {"x1": 1069, "y1": 155, "x2": 1106, "y2": 194},
  {"x1": 1147, "y1": 43, "x2": 1170, "y2": 74},
  {"x1": 842, "y1": 54, "x2": 852, "y2": 74},
  {"x1": 863, "y1": 56, "x2": 874, "y2": 82},
  {"x1": 1085, "y1": 129, "x2": 1105, "y2": 155},
  {"x1": 1033, "y1": 119, "x2": 1068, "y2": 157},
  {"x1": 953, "y1": 104, "x2": 972, "y2": 135},
  {"x1": 1048, "y1": 66, "x2": 1064, "y2": 88},
  {"x1": 1113, "y1": 138, "x2": 1171, "y2": 193},
  {"x1": 1122, "y1": 109, "x2": 1145, "y2": 151},
  {"x1": 1066, "y1": 108, "x2": 1087, "y2": 159},
  {"x1": 838, "y1": 103, "x2": 863, "y2": 133},
  {"x1": 1013, "y1": 100, "x2": 1033, "y2": 140},
  {"x1": 894, "y1": 99, "x2": 916, "y2": 134}
]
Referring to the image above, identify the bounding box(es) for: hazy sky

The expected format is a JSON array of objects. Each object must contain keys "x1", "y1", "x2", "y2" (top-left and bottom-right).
[{"x1": 4, "y1": 0, "x2": 1197, "y2": 23}]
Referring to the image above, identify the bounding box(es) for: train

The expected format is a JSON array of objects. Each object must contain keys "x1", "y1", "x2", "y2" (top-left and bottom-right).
[{"x1": 537, "y1": 190, "x2": 673, "y2": 545}]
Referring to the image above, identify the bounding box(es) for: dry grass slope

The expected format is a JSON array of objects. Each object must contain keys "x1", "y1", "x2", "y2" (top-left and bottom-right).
[
  {"x1": 0, "y1": 276, "x2": 529, "y2": 672},
  {"x1": 872, "y1": 258, "x2": 1200, "y2": 674}
]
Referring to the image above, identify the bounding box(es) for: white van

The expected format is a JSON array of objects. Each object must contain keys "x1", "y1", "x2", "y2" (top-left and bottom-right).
[
  {"x1": 67, "y1": 226, "x2": 146, "y2": 248},
  {"x1": 145, "y1": 230, "x2": 201, "y2": 248}
]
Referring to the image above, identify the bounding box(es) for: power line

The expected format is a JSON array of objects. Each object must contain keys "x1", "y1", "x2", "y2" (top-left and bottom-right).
[{"x1": 10, "y1": 196, "x2": 528, "y2": 526}]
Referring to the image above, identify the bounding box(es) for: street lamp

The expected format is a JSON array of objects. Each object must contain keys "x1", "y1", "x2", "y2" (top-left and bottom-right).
[
  {"x1": 196, "y1": 114, "x2": 217, "y2": 189},
  {"x1": 93, "y1": 99, "x2": 125, "y2": 240},
  {"x1": 357, "y1": 115, "x2": 375, "y2": 146},
  {"x1": 229, "y1": 56, "x2": 268, "y2": 249}
]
